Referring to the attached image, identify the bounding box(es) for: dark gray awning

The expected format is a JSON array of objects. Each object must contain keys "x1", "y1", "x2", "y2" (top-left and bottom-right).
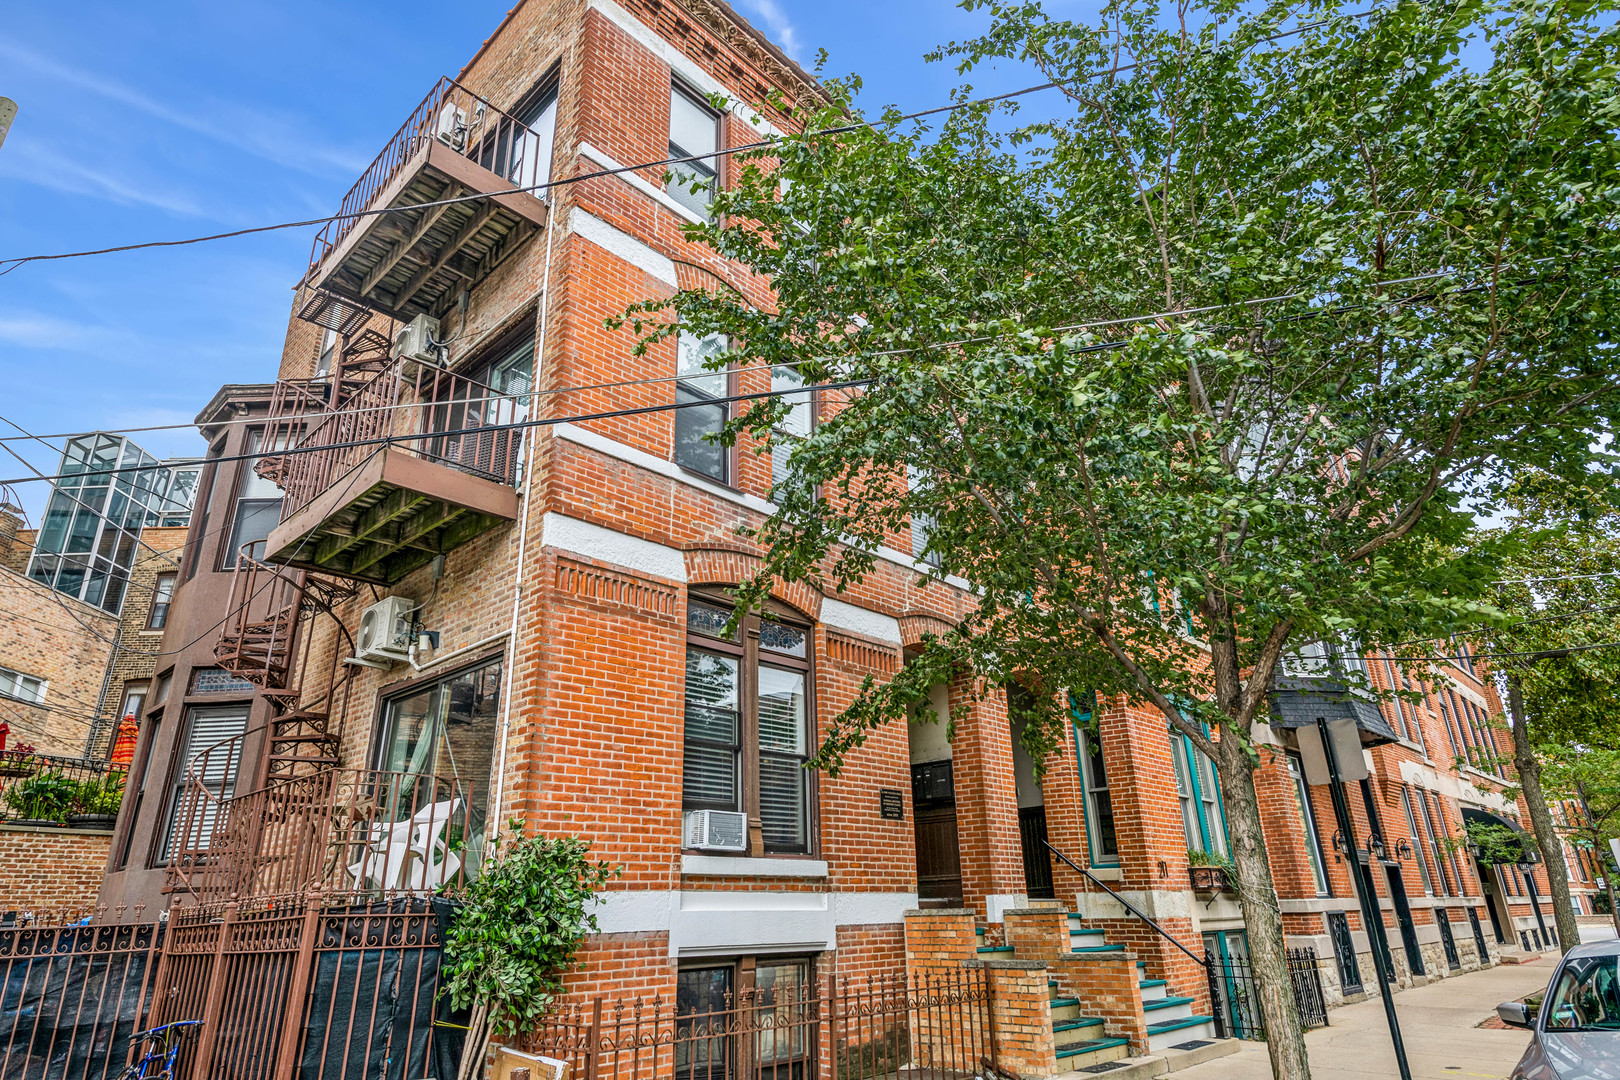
[
  {"x1": 1460, "y1": 806, "x2": 1539, "y2": 865},
  {"x1": 1268, "y1": 677, "x2": 1402, "y2": 747}
]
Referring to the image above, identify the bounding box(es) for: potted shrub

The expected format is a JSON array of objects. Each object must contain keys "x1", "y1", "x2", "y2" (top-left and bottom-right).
[
  {"x1": 1188, "y1": 849, "x2": 1237, "y2": 893},
  {"x1": 68, "y1": 774, "x2": 126, "y2": 829},
  {"x1": 0, "y1": 746, "x2": 39, "y2": 779},
  {"x1": 3, "y1": 770, "x2": 78, "y2": 826}
]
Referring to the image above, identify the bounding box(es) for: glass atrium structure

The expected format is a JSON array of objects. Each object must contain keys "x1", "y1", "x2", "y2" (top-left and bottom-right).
[{"x1": 27, "y1": 433, "x2": 201, "y2": 614}]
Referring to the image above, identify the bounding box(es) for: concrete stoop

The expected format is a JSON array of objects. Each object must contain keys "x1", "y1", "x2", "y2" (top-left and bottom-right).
[{"x1": 1049, "y1": 1036, "x2": 1241, "y2": 1080}]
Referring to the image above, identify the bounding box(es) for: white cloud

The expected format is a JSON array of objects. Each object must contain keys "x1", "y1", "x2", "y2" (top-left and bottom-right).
[
  {"x1": 0, "y1": 39, "x2": 367, "y2": 179},
  {"x1": 0, "y1": 139, "x2": 204, "y2": 215},
  {"x1": 730, "y1": 0, "x2": 805, "y2": 63}
]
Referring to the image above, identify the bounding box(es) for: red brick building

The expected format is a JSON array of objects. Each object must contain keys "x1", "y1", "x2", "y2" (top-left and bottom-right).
[{"x1": 88, "y1": 0, "x2": 1564, "y2": 1068}]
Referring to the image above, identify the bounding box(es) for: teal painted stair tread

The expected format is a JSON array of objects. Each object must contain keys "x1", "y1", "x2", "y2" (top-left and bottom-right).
[
  {"x1": 1143, "y1": 996, "x2": 1195, "y2": 1012},
  {"x1": 975, "y1": 944, "x2": 1014, "y2": 954},
  {"x1": 1049, "y1": 997, "x2": 1080, "y2": 1009},
  {"x1": 1053, "y1": 1018, "x2": 1105, "y2": 1033},
  {"x1": 1069, "y1": 927, "x2": 1105, "y2": 937},
  {"x1": 1055, "y1": 1037, "x2": 1130, "y2": 1059},
  {"x1": 1147, "y1": 1015, "x2": 1215, "y2": 1036},
  {"x1": 1070, "y1": 943, "x2": 1126, "y2": 953},
  {"x1": 1137, "y1": 960, "x2": 1148, "y2": 969},
  {"x1": 1139, "y1": 978, "x2": 1168, "y2": 989}
]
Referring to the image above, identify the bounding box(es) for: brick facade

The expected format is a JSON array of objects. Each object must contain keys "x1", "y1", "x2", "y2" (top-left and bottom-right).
[
  {"x1": 0, "y1": 824, "x2": 113, "y2": 915},
  {"x1": 0, "y1": 560, "x2": 117, "y2": 755},
  {"x1": 87, "y1": 2, "x2": 1544, "y2": 1070}
]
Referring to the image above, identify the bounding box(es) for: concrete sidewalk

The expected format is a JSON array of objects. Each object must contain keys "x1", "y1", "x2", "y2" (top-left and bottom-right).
[{"x1": 1172, "y1": 958, "x2": 1556, "y2": 1080}]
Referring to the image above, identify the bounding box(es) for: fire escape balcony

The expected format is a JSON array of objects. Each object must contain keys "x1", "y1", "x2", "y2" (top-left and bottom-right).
[
  {"x1": 301, "y1": 76, "x2": 549, "y2": 324},
  {"x1": 261, "y1": 361, "x2": 522, "y2": 583}
]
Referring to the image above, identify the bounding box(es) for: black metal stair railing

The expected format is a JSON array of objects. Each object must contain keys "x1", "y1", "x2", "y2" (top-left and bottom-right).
[{"x1": 1041, "y1": 839, "x2": 1208, "y2": 967}]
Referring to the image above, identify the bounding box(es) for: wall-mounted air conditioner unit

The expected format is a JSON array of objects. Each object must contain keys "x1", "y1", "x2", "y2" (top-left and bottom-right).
[
  {"x1": 683, "y1": 810, "x2": 748, "y2": 852},
  {"x1": 392, "y1": 314, "x2": 441, "y2": 368},
  {"x1": 435, "y1": 105, "x2": 468, "y2": 150},
  {"x1": 355, "y1": 596, "x2": 416, "y2": 665}
]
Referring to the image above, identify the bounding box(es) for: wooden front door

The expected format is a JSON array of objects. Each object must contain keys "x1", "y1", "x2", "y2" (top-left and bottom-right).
[{"x1": 912, "y1": 761, "x2": 962, "y2": 905}]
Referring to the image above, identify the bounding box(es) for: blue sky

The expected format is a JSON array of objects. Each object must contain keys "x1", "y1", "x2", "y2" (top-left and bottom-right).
[{"x1": 0, "y1": 0, "x2": 1084, "y2": 522}]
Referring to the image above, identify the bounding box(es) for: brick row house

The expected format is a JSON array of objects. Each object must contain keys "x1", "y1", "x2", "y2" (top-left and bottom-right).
[{"x1": 87, "y1": 0, "x2": 1567, "y2": 1069}]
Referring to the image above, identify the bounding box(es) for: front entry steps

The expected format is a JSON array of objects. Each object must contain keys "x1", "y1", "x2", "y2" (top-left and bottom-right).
[{"x1": 1049, "y1": 982, "x2": 1129, "y2": 1068}]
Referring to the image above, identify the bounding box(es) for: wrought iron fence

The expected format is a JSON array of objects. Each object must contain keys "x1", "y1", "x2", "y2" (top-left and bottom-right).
[
  {"x1": 1206, "y1": 947, "x2": 1329, "y2": 1041},
  {"x1": 0, "y1": 922, "x2": 160, "y2": 1080},
  {"x1": 524, "y1": 968, "x2": 995, "y2": 1080},
  {"x1": 0, "y1": 900, "x2": 460, "y2": 1080},
  {"x1": 0, "y1": 751, "x2": 127, "y2": 829},
  {"x1": 167, "y1": 765, "x2": 479, "y2": 905}
]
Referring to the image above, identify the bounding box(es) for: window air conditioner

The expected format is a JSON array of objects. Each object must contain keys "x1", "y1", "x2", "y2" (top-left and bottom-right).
[
  {"x1": 392, "y1": 314, "x2": 441, "y2": 367},
  {"x1": 355, "y1": 596, "x2": 417, "y2": 664},
  {"x1": 683, "y1": 810, "x2": 748, "y2": 852}
]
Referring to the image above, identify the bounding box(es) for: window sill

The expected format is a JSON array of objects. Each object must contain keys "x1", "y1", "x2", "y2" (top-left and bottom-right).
[{"x1": 681, "y1": 854, "x2": 828, "y2": 878}]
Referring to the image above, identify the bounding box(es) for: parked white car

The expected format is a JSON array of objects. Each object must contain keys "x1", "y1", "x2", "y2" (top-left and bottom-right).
[{"x1": 1498, "y1": 941, "x2": 1620, "y2": 1080}]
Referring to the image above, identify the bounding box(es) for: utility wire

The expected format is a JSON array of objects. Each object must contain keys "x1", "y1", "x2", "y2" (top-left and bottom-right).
[
  {"x1": 0, "y1": 7, "x2": 1384, "y2": 275},
  {"x1": 0, "y1": 377, "x2": 875, "y2": 487},
  {"x1": 0, "y1": 245, "x2": 1560, "y2": 491}
]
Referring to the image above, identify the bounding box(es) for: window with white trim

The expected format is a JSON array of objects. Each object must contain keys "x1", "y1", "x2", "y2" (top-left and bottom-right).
[
  {"x1": 1401, "y1": 788, "x2": 1436, "y2": 895},
  {"x1": 0, "y1": 665, "x2": 46, "y2": 705},
  {"x1": 1072, "y1": 704, "x2": 1118, "y2": 865},
  {"x1": 1288, "y1": 753, "x2": 1330, "y2": 895},
  {"x1": 770, "y1": 365, "x2": 814, "y2": 495},
  {"x1": 1171, "y1": 729, "x2": 1227, "y2": 857},
  {"x1": 158, "y1": 705, "x2": 247, "y2": 863}
]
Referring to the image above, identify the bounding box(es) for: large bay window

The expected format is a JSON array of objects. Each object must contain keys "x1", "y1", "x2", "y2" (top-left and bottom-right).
[{"x1": 682, "y1": 597, "x2": 813, "y2": 854}]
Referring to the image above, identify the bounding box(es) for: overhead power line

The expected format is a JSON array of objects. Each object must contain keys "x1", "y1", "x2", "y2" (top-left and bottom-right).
[
  {"x1": 0, "y1": 377, "x2": 875, "y2": 487},
  {"x1": 0, "y1": 7, "x2": 1383, "y2": 276}
]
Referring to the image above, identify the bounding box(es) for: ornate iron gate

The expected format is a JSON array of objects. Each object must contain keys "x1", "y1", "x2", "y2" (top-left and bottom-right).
[{"x1": 1326, "y1": 911, "x2": 1363, "y2": 995}]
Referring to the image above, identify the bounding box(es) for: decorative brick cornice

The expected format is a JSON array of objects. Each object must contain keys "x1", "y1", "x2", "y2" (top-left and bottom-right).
[
  {"x1": 555, "y1": 556, "x2": 680, "y2": 617},
  {"x1": 826, "y1": 632, "x2": 899, "y2": 675}
]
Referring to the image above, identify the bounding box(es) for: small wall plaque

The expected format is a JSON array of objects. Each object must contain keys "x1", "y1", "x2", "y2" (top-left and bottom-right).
[{"x1": 880, "y1": 789, "x2": 905, "y2": 821}]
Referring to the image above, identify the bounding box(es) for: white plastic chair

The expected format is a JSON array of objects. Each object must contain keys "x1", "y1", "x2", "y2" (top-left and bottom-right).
[{"x1": 348, "y1": 798, "x2": 460, "y2": 890}]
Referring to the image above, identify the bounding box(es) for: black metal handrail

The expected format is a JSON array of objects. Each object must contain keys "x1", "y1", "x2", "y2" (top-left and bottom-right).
[{"x1": 1042, "y1": 839, "x2": 1207, "y2": 967}]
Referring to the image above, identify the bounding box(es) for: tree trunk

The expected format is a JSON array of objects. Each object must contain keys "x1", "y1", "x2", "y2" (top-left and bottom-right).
[
  {"x1": 1506, "y1": 674, "x2": 1579, "y2": 955},
  {"x1": 1216, "y1": 735, "x2": 1312, "y2": 1080}
]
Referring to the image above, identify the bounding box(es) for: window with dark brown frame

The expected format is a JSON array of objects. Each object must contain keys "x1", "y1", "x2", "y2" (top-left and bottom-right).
[
  {"x1": 683, "y1": 595, "x2": 814, "y2": 854},
  {"x1": 676, "y1": 956, "x2": 815, "y2": 1080},
  {"x1": 675, "y1": 332, "x2": 731, "y2": 483},
  {"x1": 147, "y1": 572, "x2": 176, "y2": 629},
  {"x1": 221, "y1": 428, "x2": 286, "y2": 569}
]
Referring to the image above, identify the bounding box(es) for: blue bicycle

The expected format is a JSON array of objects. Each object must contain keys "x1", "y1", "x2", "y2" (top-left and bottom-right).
[{"x1": 118, "y1": 1020, "x2": 202, "y2": 1080}]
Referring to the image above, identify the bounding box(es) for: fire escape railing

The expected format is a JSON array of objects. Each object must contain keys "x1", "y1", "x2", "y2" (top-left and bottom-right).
[
  {"x1": 306, "y1": 75, "x2": 546, "y2": 277},
  {"x1": 272, "y1": 359, "x2": 528, "y2": 521}
]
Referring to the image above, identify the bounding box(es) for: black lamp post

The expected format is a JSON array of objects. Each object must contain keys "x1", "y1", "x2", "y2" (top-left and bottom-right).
[{"x1": 1302, "y1": 715, "x2": 1413, "y2": 1080}]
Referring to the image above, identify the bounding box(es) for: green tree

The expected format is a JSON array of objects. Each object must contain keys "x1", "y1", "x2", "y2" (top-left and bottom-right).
[
  {"x1": 633, "y1": 0, "x2": 1620, "y2": 1074},
  {"x1": 1539, "y1": 743, "x2": 1620, "y2": 938},
  {"x1": 1475, "y1": 474, "x2": 1620, "y2": 954}
]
